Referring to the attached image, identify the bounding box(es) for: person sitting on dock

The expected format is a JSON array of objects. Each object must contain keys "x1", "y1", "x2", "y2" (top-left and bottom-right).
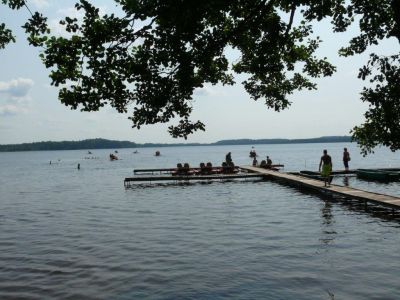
[
  {"x1": 222, "y1": 161, "x2": 237, "y2": 174},
  {"x1": 252, "y1": 157, "x2": 258, "y2": 166},
  {"x1": 172, "y1": 163, "x2": 184, "y2": 176},
  {"x1": 266, "y1": 156, "x2": 272, "y2": 168},
  {"x1": 221, "y1": 162, "x2": 230, "y2": 174},
  {"x1": 206, "y1": 162, "x2": 214, "y2": 174},
  {"x1": 183, "y1": 163, "x2": 195, "y2": 175},
  {"x1": 199, "y1": 162, "x2": 208, "y2": 175},
  {"x1": 260, "y1": 160, "x2": 267, "y2": 168},
  {"x1": 319, "y1": 149, "x2": 333, "y2": 187}
]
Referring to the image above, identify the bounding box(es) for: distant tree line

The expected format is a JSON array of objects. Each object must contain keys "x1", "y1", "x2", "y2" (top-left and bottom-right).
[
  {"x1": 0, "y1": 136, "x2": 351, "y2": 152},
  {"x1": 213, "y1": 136, "x2": 351, "y2": 145},
  {"x1": 0, "y1": 138, "x2": 137, "y2": 152}
]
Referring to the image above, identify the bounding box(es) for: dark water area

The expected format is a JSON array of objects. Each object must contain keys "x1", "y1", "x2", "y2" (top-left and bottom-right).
[{"x1": 1, "y1": 143, "x2": 400, "y2": 299}]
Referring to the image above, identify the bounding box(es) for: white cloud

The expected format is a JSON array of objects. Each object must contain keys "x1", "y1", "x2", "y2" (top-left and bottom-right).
[
  {"x1": 0, "y1": 78, "x2": 34, "y2": 100},
  {"x1": 0, "y1": 78, "x2": 34, "y2": 115},
  {"x1": 194, "y1": 86, "x2": 220, "y2": 97},
  {"x1": 0, "y1": 104, "x2": 27, "y2": 116}
]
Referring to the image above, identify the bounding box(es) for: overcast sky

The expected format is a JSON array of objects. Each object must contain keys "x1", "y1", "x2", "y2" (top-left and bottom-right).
[{"x1": 0, "y1": 1, "x2": 397, "y2": 144}]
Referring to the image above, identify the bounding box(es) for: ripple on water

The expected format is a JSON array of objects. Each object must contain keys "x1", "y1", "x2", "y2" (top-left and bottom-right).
[{"x1": 1, "y1": 149, "x2": 400, "y2": 299}]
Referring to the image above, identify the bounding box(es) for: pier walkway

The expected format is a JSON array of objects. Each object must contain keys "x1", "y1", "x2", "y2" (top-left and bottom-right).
[{"x1": 241, "y1": 166, "x2": 400, "y2": 210}]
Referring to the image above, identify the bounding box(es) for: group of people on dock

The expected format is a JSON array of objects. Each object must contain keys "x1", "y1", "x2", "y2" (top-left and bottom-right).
[
  {"x1": 252, "y1": 155, "x2": 273, "y2": 168},
  {"x1": 172, "y1": 152, "x2": 239, "y2": 176},
  {"x1": 172, "y1": 160, "x2": 238, "y2": 176},
  {"x1": 319, "y1": 148, "x2": 351, "y2": 186}
]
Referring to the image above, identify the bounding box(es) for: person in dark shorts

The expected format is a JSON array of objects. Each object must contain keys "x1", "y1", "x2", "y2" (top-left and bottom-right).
[
  {"x1": 319, "y1": 149, "x2": 332, "y2": 187},
  {"x1": 343, "y1": 148, "x2": 350, "y2": 171}
]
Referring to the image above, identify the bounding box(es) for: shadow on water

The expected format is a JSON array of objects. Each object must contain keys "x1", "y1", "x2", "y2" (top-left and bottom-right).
[
  {"x1": 319, "y1": 200, "x2": 336, "y2": 245},
  {"x1": 125, "y1": 178, "x2": 267, "y2": 189},
  {"x1": 264, "y1": 179, "x2": 400, "y2": 225},
  {"x1": 126, "y1": 176, "x2": 400, "y2": 225}
]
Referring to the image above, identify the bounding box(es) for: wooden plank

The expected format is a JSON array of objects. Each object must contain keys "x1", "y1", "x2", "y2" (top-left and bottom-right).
[
  {"x1": 134, "y1": 166, "x2": 241, "y2": 174},
  {"x1": 240, "y1": 166, "x2": 400, "y2": 209},
  {"x1": 134, "y1": 168, "x2": 176, "y2": 173},
  {"x1": 125, "y1": 173, "x2": 264, "y2": 183}
]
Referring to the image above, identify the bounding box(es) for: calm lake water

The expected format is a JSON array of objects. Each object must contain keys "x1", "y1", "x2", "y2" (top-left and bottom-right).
[{"x1": 1, "y1": 142, "x2": 400, "y2": 299}]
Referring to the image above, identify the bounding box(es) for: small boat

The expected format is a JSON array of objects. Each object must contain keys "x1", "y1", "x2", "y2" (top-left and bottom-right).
[
  {"x1": 249, "y1": 151, "x2": 257, "y2": 158},
  {"x1": 356, "y1": 169, "x2": 400, "y2": 181},
  {"x1": 110, "y1": 153, "x2": 118, "y2": 161},
  {"x1": 155, "y1": 151, "x2": 160, "y2": 156},
  {"x1": 298, "y1": 170, "x2": 325, "y2": 181}
]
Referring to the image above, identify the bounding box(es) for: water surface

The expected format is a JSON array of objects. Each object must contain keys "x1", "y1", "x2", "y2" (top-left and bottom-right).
[{"x1": 1, "y1": 143, "x2": 400, "y2": 299}]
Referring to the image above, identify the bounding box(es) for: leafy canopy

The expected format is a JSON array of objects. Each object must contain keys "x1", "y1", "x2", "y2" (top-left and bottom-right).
[{"x1": 2, "y1": 0, "x2": 400, "y2": 154}]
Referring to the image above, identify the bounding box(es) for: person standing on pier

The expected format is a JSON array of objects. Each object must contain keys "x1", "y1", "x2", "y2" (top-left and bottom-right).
[
  {"x1": 319, "y1": 149, "x2": 332, "y2": 187},
  {"x1": 343, "y1": 148, "x2": 350, "y2": 172},
  {"x1": 226, "y1": 152, "x2": 232, "y2": 164}
]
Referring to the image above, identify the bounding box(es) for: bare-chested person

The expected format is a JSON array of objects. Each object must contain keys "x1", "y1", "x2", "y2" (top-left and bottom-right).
[{"x1": 319, "y1": 149, "x2": 332, "y2": 187}]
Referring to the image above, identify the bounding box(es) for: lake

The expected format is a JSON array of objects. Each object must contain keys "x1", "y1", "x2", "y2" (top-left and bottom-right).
[{"x1": 0, "y1": 142, "x2": 400, "y2": 299}]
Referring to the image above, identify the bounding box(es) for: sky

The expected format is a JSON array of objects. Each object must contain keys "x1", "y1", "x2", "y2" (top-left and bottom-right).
[{"x1": 0, "y1": 1, "x2": 397, "y2": 144}]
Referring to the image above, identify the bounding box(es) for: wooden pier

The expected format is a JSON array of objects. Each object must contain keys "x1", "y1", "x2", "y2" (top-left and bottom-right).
[
  {"x1": 241, "y1": 166, "x2": 400, "y2": 210},
  {"x1": 125, "y1": 165, "x2": 400, "y2": 211}
]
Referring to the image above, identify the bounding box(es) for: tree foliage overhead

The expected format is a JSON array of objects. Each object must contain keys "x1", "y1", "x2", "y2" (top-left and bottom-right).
[{"x1": 2, "y1": 0, "x2": 400, "y2": 153}]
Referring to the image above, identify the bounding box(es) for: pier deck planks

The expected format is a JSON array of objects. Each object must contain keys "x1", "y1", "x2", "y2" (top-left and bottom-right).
[
  {"x1": 241, "y1": 166, "x2": 400, "y2": 210},
  {"x1": 124, "y1": 173, "x2": 264, "y2": 185}
]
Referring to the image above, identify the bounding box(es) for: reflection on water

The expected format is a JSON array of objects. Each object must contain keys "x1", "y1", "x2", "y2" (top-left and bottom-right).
[
  {"x1": 0, "y1": 143, "x2": 400, "y2": 299},
  {"x1": 320, "y1": 201, "x2": 336, "y2": 245},
  {"x1": 343, "y1": 176, "x2": 349, "y2": 187}
]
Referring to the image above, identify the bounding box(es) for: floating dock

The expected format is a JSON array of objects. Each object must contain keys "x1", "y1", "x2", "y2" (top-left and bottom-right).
[
  {"x1": 241, "y1": 166, "x2": 400, "y2": 210},
  {"x1": 124, "y1": 172, "x2": 263, "y2": 187}
]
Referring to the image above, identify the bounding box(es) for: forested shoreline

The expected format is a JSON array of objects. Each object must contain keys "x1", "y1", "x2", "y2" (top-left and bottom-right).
[{"x1": 0, "y1": 136, "x2": 351, "y2": 152}]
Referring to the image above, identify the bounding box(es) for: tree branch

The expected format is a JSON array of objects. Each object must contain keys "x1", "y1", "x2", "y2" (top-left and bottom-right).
[
  {"x1": 391, "y1": 0, "x2": 400, "y2": 41},
  {"x1": 285, "y1": 4, "x2": 296, "y2": 36}
]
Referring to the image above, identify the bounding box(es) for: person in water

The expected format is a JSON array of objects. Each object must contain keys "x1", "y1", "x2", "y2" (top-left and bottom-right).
[
  {"x1": 319, "y1": 149, "x2": 332, "y2": 187},
  {"x1": 343, "y1": 147, "x2": 350, "y2": 171}
]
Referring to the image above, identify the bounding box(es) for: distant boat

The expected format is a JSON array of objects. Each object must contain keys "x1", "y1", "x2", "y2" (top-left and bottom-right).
[
  {"x1": 133, "y1": 150, "x2": 138, "y2": 154},
  {"x1": 109, "y1": 153, "x2": 118, "y2": 161},
  {"x1": 155, "y1": 151, "x2": 160, "y2": 156},
  {"x1": 114, "y1": 150, "x2": 118, "y2": 153},
  {"x1": 88, "y1": 151, "x2": 92, "y2": 154}
]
